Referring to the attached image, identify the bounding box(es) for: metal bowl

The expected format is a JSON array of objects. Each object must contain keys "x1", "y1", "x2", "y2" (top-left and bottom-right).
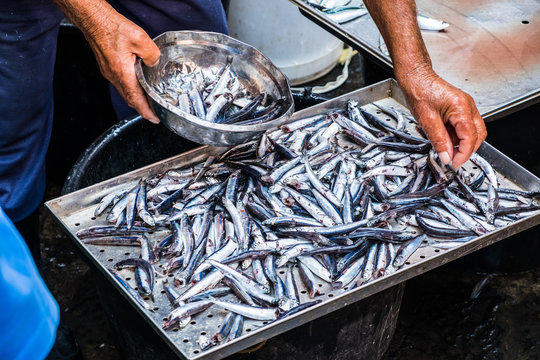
[{"x1": 135, "y1": 31, "x2": 294, "y2": 146}]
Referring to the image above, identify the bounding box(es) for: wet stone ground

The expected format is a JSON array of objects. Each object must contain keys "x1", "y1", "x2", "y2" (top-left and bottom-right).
[{"x1": 42, "y1": 27, "x2": 540, "y2": 359}]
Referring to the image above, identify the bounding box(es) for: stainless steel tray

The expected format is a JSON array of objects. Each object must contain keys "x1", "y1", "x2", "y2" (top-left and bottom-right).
[
  {"x1": 289, "y1": 0, "x2": 540, "y2": 121},
  {"x1": 46, "y1": 79, "x2": 540, "y2": 360}
]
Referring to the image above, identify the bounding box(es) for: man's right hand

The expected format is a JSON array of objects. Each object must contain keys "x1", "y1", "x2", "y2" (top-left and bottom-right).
[
  {"x1": 363, "y1": 0, "x2": 487, "y2": 169},
  {"x1": 54, "y1": 0, "x2": 161, "y2": 123},
  {"x1": 399, "y1": 67, "x2": 487, "y2": 169}
]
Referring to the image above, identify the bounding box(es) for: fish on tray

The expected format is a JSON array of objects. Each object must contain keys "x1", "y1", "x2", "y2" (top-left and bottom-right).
[
  {"x1": 80, "y1": 98, "x2": 539, "y2": 351},
  {"x1": 152, "y1": 57, "x2": 288, "y2": 126}
]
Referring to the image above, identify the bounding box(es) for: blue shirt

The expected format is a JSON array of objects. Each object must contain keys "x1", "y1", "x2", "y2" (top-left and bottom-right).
[{"x1": 0, "y1": 207, "x2": 59, "y2": 360}]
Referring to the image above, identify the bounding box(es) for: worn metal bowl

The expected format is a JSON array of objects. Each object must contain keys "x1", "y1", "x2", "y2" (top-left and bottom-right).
[{"x1": 135, "y1": 31, "x2": 294, "y2": 146}]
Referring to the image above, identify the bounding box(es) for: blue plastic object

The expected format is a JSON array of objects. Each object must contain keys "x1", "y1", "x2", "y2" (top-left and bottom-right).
[{"x1": 0, "y1": 207, "x2": 59, "y2": 360}]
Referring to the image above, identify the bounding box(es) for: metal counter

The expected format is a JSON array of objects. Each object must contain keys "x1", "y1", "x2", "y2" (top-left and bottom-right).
[
  {"x1": 290, "y1": 0, "x2": 540, "y2": 120},
  {"x1": 46, "y1": 79, "x2": 540, "y2": 360}
]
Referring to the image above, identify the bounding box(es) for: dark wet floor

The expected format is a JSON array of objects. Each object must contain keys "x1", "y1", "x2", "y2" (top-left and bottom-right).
[
  {"x1": 39, "y1": 26, "x2": 540, "y2": 360},
  {"x1": 384, "y1": 267, "x2": 540, "y2": 360}
]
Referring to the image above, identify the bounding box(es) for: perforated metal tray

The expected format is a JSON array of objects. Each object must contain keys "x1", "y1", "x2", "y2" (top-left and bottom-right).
[{"x1": 46, "y1": 79, "x2": 540, "y2": 360}]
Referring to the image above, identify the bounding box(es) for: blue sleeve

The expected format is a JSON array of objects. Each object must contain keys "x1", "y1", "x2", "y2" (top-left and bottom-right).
[{"x1": 0, "y1": 207, "x2": 59, "y2": 360}]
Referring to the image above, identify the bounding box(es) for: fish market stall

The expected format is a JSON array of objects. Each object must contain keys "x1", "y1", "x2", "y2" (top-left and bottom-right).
[
  {"x1": 289, "y1": 0, "x2": 540, "y2": 120},
  {"x1": 46, "y1": 78, "x2": 540, "y2": 359}
]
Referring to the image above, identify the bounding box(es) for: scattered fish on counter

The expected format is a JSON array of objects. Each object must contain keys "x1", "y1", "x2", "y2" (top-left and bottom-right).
[
  {"x1": 152, "y1": 57, "x2": 289, "y2": 126},
  {"x1": 306, "y1": 0, "x2": 369, "y2": 23},
  {"x1": 325, "y1": 6, "x2": 369, "y2": 24},
  {"x1": 79, "y1": 98, "x2": 539, "y2": 352},
  {"x1": 378, "y1": 12, "x2": 449, "y2": 56},
  {"x1": 417, "y1": 13, "x2": 450, "y2": 31},
  {"x1": 305, "y1": 0, "x2": 449, "y2": 30}
]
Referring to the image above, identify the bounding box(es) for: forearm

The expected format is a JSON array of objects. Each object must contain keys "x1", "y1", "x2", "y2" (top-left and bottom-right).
[
  {"x1": 53, "y1": 0, "x2": 127, "y2": 77},
  {"x1": 363, "y1": 0, "x2": 435, "y2": 89},
  {"x1": 53, "y1": 0, "x2": 160, "y2": 122},
  {"x1": 363, "y1": 0, "x2": 486, "y2": 168},
  {"x1": 53, "y1": 0, "x2": 118, "y2": 41}
]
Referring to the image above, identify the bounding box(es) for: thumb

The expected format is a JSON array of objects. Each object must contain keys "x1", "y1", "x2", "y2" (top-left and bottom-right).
[
  {"x1": 418, "y1": 111, "x2": 454, "y2": 165},
  {"x1": 134, "y1": 34, "x2": 161, "y2": 67}
]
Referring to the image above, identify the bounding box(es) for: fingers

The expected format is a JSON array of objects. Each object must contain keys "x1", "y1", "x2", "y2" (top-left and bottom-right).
[
  {"x1": 446, "y1": 96, "x2": 486, "y2": 168},
  {"x1": 128, "y1": 30, "x2": 160, "y2": 120},
  {"x1": 418, "y1": 109, "x2": 454, "y2": 165},
  {"x1": 444, "y1": 122, "x2": 459, "y2": 148},
  {"x1": 124, "y1": 79, "x2": 160, "y2": 123},
  {"x1": 400, "y1": 74, "x2": 485, "y2": 169},
  {"x1": 114, "y1": 60, "x2": 160, "y2": 124},
  {"x1": 472, "y1": 108, "x2": 487, "y2": 153},
  {"x1": 123, "y1": 31, "x2": 160, "y2": 122},
  {"x1": 447, "y1": 111, "x2": 476, "y2": 169},
  {"x1": 131, "y1": 91, "x2": 160, "y2": 124},
  {"x1": 131, "y1": 30, "x2": 161, "y2": 67}
]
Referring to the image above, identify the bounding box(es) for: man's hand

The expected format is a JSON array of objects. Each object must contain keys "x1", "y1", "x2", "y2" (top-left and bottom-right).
[
  {"x1": 363, "y1": 0, "x2": 486, "y2": 168},
  {"x1": 400, "y1": 68, "x2": 486, "y2": 168},
  {"x1": 54, "y1": 0, "x2": 161, "y2": 123}
]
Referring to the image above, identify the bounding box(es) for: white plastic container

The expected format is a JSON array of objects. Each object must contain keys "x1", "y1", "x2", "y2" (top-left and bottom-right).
[{"x1": 227, "y1": 0, "x2": 344, "y2": 85}]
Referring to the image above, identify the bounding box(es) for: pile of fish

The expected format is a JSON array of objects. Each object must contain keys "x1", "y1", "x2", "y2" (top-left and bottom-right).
[
  {"x1": 305, "y1": 0, "x2": 449, "y2": 32},
  {"x1": 152, "y1": 58, "x2": 288, "y2": 125},
  {"x1": 78, "y1": 99, "x2": 539, "y2": 351}
]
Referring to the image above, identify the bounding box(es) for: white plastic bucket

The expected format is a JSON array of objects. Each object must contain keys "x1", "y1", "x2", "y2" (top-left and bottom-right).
[{"x1": 227, "y1": 0, "x2": 344, "y2": 85}]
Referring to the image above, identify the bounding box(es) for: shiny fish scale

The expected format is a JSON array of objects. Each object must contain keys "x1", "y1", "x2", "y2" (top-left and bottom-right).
[{"x1": 152, "y1": 59, "x2": 287, "y2": 125}]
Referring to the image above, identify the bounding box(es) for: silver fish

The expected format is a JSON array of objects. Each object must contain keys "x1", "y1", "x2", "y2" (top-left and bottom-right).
[
  {"x1": 210, "y1": 299, "x2": 281, "y2": 321},
  {"x1": 326, "y1": 7, "x2": 369, "y2": 24},
  {"x1": 417, "y1": 14, "x2": 449, "y2": 31}
]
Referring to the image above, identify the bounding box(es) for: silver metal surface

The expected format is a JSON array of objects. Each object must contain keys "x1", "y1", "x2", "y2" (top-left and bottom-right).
[
  {"x1": 135, "y1": 31, "x2": 294, "y2": 146},
  {"x1": 290, "y1": 0, "x2": 540, "y2": 120},
  {"x1": 46, "y1": 79, "x2": 540, "y2": 360}
]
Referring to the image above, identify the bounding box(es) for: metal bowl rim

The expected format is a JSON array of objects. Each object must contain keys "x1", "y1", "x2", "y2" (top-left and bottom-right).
[{"x1": 135, "y1": 30, "x2": 294, "y2": 135}]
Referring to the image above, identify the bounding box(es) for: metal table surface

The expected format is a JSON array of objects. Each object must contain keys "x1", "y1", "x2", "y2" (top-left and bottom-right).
[
  {"x1": 46, "y1": 79, "x2": 540, "y2": 360},
  {"x1": 290, "y1": 0, "x2": 540, "y2": 121}
]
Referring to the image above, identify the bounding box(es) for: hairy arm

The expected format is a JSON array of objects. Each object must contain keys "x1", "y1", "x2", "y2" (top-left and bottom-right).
[
  {"x1": 363, "y1": 0, "x2": 486, "y2": 168},
  {"x1": 54, "y1": 0, "x2": 160, "y2": 123}
]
